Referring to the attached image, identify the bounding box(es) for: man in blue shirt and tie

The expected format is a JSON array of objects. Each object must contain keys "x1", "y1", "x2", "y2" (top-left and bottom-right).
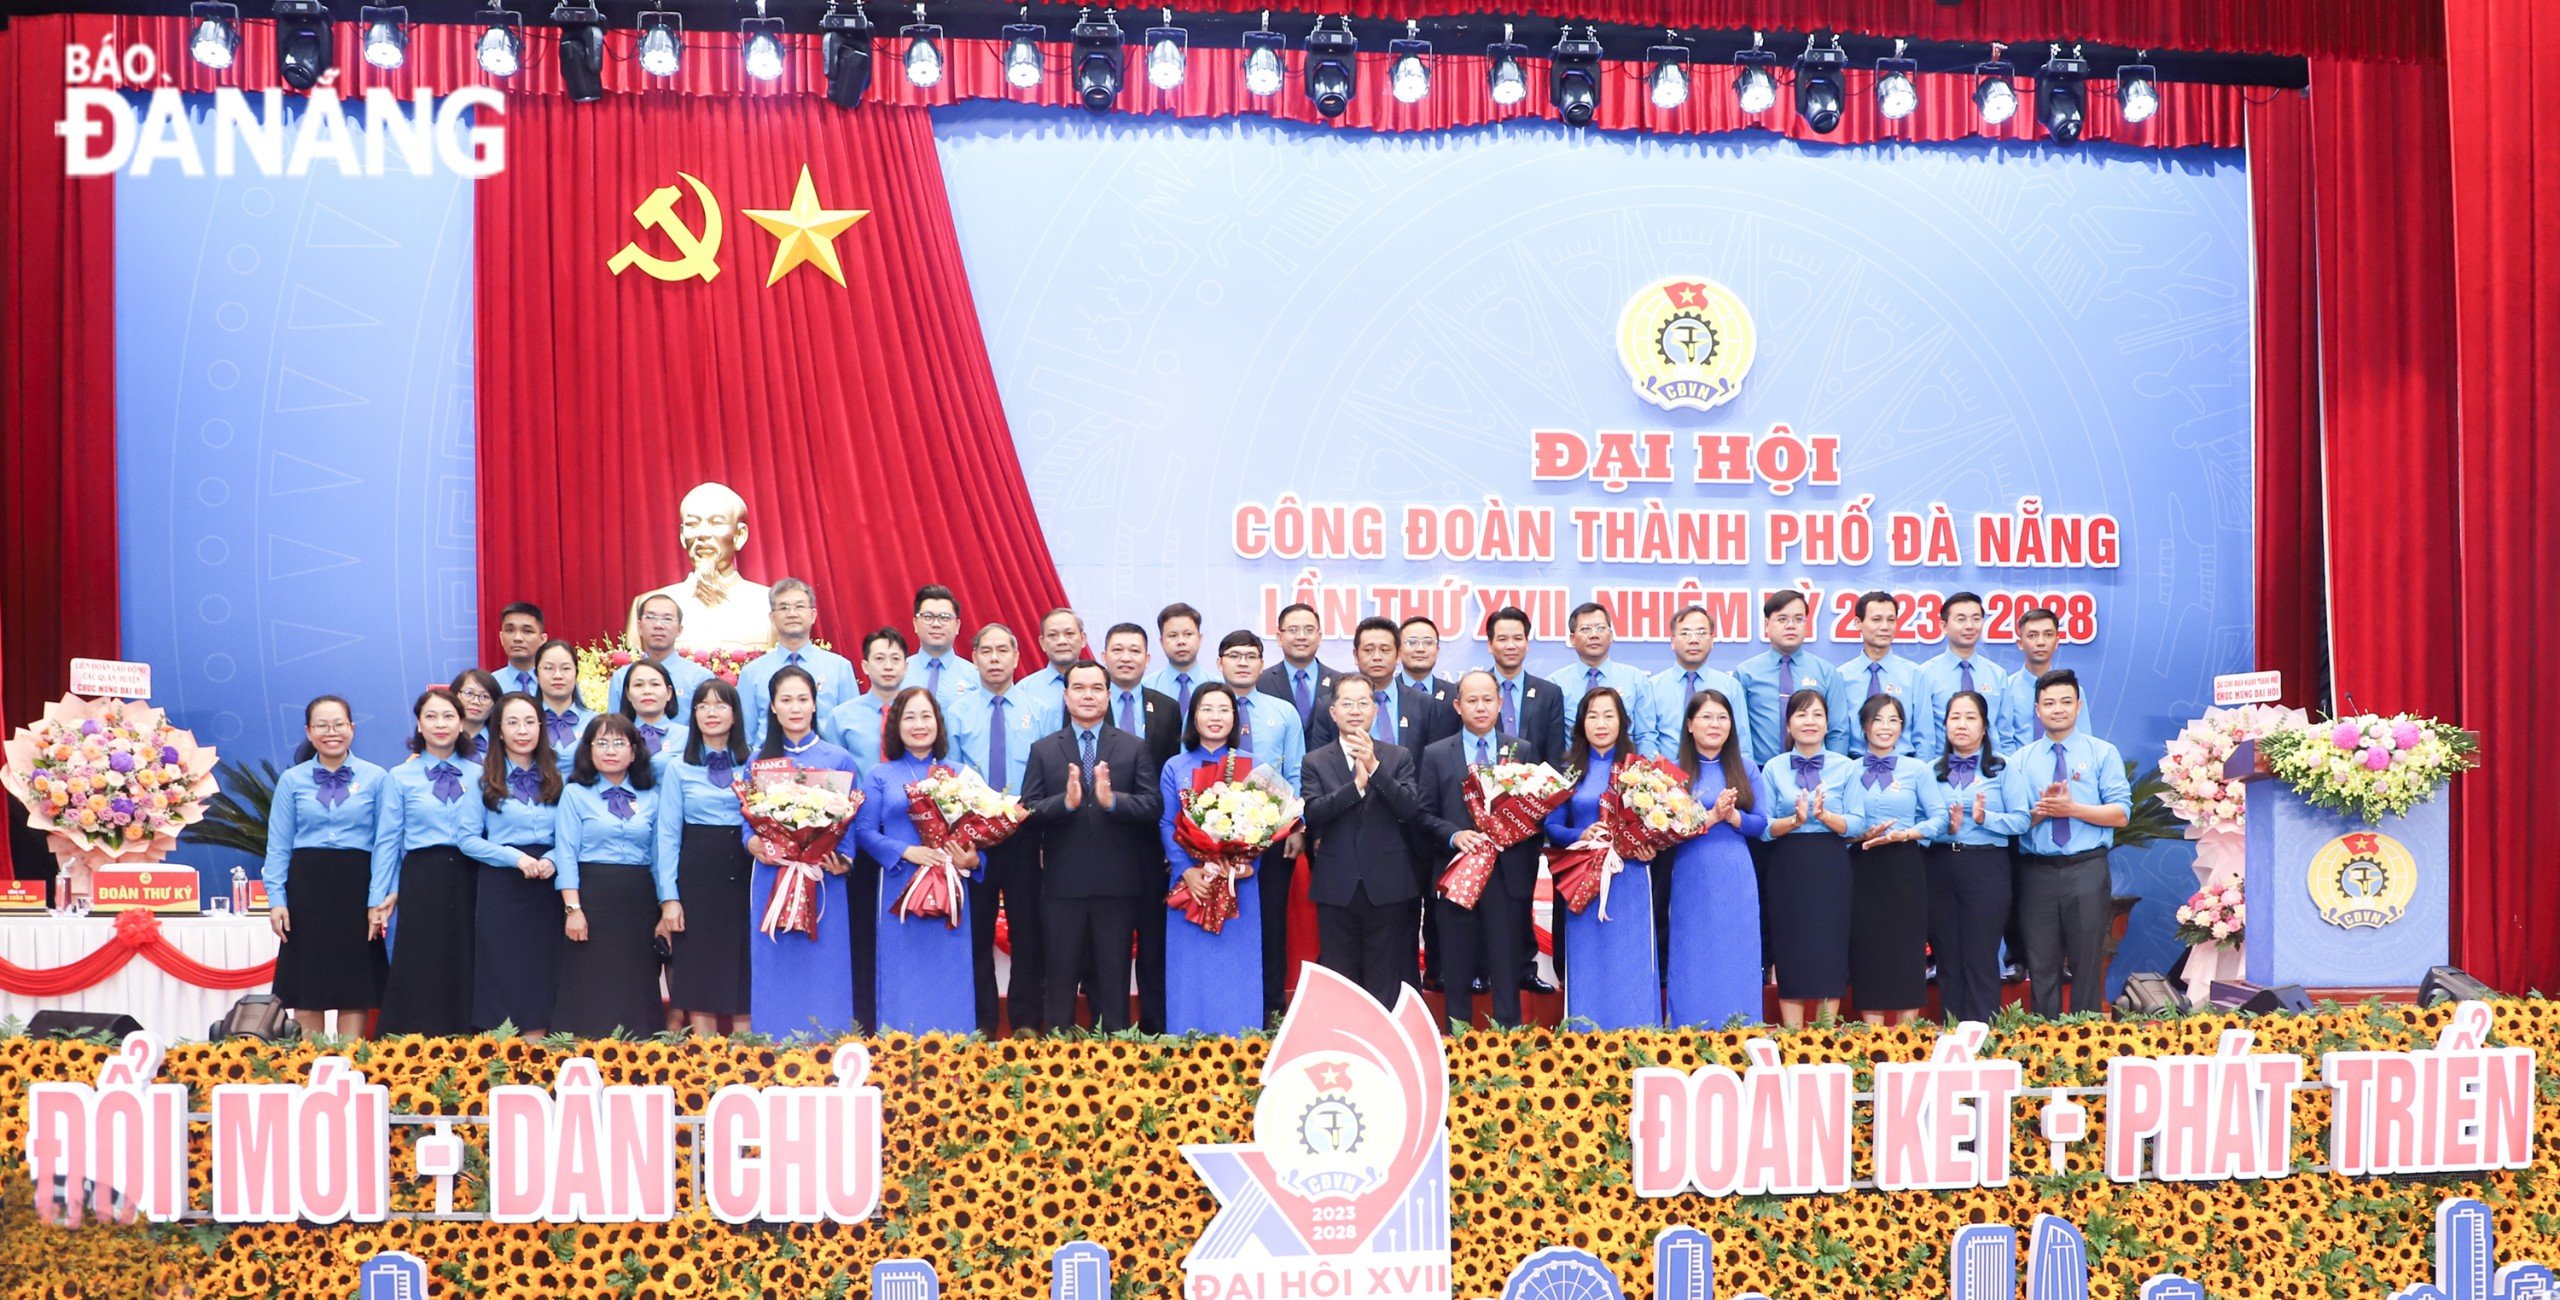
[
  {"x1": 1996, "y1": 607, "x2": 2100, "y2": 755},
  {"x1": 1824, "y1": 590, "x2": 1925, "y2": 757},
  {"x1": 1395, "y1": 616, "x2": 1459, "y2": 710},
  {"x1": 1257, "y1": 602, "x2": 1345, "y2": 747},
  {"x1": 2000, "y1": 669, "x2": 2132, "y2": 1018},
  {"x1": 1736, "y1": 589, "x2": 1838, "y2": 769},
  {"x1": 487, "y1": 601, "x2": 547, "y2": 697},
  {"x1": 1644, "y1": 604, "x2": 1754, "y2": 762},
  {"x1": 1141, "y1": 602, "x2": 1207, "y2": 716},
  {"x1": 908, "y1": 584, "x2": 977, "y2": 711},
  {"x1": 1218, "y1": 630, "x2": 1309, "y2": 1018},
  {"x1": 948, "y1": 622, "x2": 1063, "y2": 1035},
  {"x1": 1915, "y1": 591, "x2": 2011, "y2": 758},
  {"x1": 736, "y1": 579, "x2": 856, "y2": 749},
  {"x1": 607, "y1": 593, "x2": 716, "y2": 720},
  {"x1": 1015, "y1": 607, "x2": 1086, "y2": 710},
  {"x1": 1549, "y1": 602, "x2": 1658, "y2": 757}
]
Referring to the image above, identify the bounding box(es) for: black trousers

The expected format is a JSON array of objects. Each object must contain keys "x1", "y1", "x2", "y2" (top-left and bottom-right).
[
  {"x1": 1439, "y1": 867, "x2": 1528, "y2": 1028},
  {"x1": 2015, "y1": 849, "x2": 2111, "y2": 1016},
  {"x1": 1316, "y1": 885, "x2": 1421, "y2": 1013},
  {"x1": 1044, "y1": 894, "x2": 1137, "y2": 1032},
  {"x1": 848, "y1": 851, "x2": 881, "y2": 1030},
  {"x1": 970, "y1": 838, "x2": 1045, "y2": 1034},
  {"x1": 1257, "y1": 843, "x2": 1297, "y2": 1016},
  {"x1": 1134, "y1": 885, "x2": 1167, "y2": 1033},
  {"x1": 1925, "y1": 842, "x2": 2013, "y2": 1024}
]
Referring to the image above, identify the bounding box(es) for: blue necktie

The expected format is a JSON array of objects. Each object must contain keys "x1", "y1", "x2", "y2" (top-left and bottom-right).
[
  {"x1": 926, "y1": 657, "x2": 943, "y2": 697},
  {"x1": 1235, "y1": 699, "x2": 1252, "y2": 750},
  {"x1": 1080, "y1": 728, "x2": 1097, "y2": 771},
  {"x1": 1777, "y1": 655, "x2": 1795, "y2": 697},
  {"x1": 1371, "y1": 689, "x2": 1397, "y2": 744},
  {"x1": 1867, "y1": 662, "x2": 1883, "y2": 698},
  {"x1": 1500, "y1": 680, "x2": 1518, "y2": 737},
  {"x1": 1174, "y1": 673, "x2": 1192, "y2": 713},
  {"x1": 1683, "y1": 670, "x2": 1700, "y2": 701},
  {"x1": 1959, "y1": 660, "x2": 1976, "y2": 696},
  {"x1": 1475, "y1": 736, "x2": 1491, "y2": 766},
  {"x1": 1118, "y1": 691, "x2": 1138, "y2": 732},
  {"x1": 2045, "y1": 744, "x2": 2071, "y2": 851},
  {"x1": 513, "y1": 669, "x2": 534, "y2": 694},
  {"x1": 987, "y1": 696, "x2": 1008, "y2": 790},
  {"x1": 1293, "y1": 669, "x2": 1312, "y2": 720},
  {"x1": 602, "y1": 786, "x2": 636, "y2": 820},
  {"x1": 1584, "y1": 666, "x2": 1601, "y2": 693},
  {"x1": 313, "y1": 766, "x2": 353, "y2": 809}
]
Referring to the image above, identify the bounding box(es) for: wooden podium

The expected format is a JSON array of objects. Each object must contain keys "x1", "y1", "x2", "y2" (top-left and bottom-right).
[{"x1": 2226, "y1": 741, "x2": 2449, "y2": 990}]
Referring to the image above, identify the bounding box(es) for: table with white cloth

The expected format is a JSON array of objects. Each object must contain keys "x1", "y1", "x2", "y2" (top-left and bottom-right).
[{"x1": 0, "y1": 913, "x2": 276, "y2": 1042}]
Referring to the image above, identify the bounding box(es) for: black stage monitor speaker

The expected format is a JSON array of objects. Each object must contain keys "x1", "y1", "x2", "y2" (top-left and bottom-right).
[
  {"x1": 211, "y1": 993, "x2": 295, "y2": 1042},
  {"x1": 27, "y1": 1010, "x2": 144, "y2": 1039},
  {"x1": 2113, "y1": 972, "x2": 2188, "y2": 1018},
  {"x1": 2209, "y1": 981, "x2": 2312, "y2": 1015},
  {"x1": 2418, "y1": 966, "x2": 2499, "y2": 1007}
]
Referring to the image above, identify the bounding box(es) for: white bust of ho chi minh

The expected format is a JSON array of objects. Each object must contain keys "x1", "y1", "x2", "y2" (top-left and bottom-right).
[{"x1": 626, "y1": 481, "x2": 779, "y2": 653}]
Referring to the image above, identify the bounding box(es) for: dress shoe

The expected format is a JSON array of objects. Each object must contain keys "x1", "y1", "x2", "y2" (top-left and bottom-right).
[
  {"x1": 1519, "y1": 973, "x2": 1557, "y2": 995},
  {"x1": 1422, "y1": 973, "x2": 1444, "y2": 992},
  {"x1": 1469, "y1": 976, "x2": 1491, "y2": 995}
]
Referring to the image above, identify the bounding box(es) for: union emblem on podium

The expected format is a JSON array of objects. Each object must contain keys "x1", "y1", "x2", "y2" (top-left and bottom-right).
[{"x1": 2306, "y1": 830, "x2": 2418, "y2": 930}]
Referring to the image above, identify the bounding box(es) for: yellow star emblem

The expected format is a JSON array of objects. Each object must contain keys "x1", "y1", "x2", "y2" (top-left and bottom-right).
[{"x1": 741, "y1": 165, "x2": 868, "y2": 286}]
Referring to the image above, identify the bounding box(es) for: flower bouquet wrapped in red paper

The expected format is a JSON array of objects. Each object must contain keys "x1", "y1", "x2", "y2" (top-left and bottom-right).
[
  {"x1": 1543, "y1": 756, "x2": 1713, "y2": 920},
  {"x1": 1438, "y1": 760, "x2": 1576, "y2": 909},
  {"x1": 1167, "y1": 761, "x2": 1301, "y2": 934},
  {"x1": 736, "y1": 759, "x2": 863, "y2": 940},
  {"x1": 897, "y1": 764, "x2": 1029, "y2": 928}
]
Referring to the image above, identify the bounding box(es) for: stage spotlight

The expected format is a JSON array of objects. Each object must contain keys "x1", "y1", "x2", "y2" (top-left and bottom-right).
[
  {"x1": 2036, "y1": 45, "x2": 2087, "y2": 144},
  {"x1": 1388, "y1": 24, "x2": 1429, "y2": 105},
  {"x1": 1645, "y1": 36, "x2": 1690, "y2": 112},
  {"x1": 637, "y1": 10, "x2": 682, "y2": 77},
  {"x1": 2418, "y1": 966, "x2": 2500, "y2": 1007},
  {"x1": 901, "y1": 5, "x2": 943, "y2": 88},
  {"x1": 1549, "y1": 25, "x2": 1601, "y2": 127},
  {"x1": 1144, "y1": 13, "x2": 1185, "y2": 90},
  {"x1": 1794, "y1": 36, "x2": 1846, "y2": 134},
  {"x1": 552, "y1": 0, "x2": 606, "y2": 101},
  {"x1": 360, "y1": 5, "x2": 406, "y2": 70},
  {"x1": 1241, "y1": 20, "x2": 1283, "y2": 97},
  {"x1": 1073, "y1": 10, "x2": 1124, "y2": 114},
  {"x1": 272, "y1": 0, "x2": 332, "y2": 92},
  {"x1": 1001, "y1": 20, "x2": 1044, "y2": 90},
  {"x1": 1486, "y1": 25, "x2": 1527, "y2": 107},
  {"x1": 1732, "y1": 32, "x2": 1776, "y2": 116},
  {"x1": 475, "y1": 4, "x2": 524, "y2": 77},
  {"x1": 743, "y1": 13, "x2": 786, "y2": 82},
  {"x1": 821, "y1": 2, "x2": 875, "y2": 108},
  {"x1": 1302, "y1": 17, "x2": 1355, "y2": 119},
  {"x1": 188, "y1": 1, "x2": 240, "y2": 70},
  {"x1": 1875, "y1": 39, "x2": 1917, "y2": 120},
  {"x1": 1973, "y1": 50, "x2": 2018, "y2": 125},
  {"x1": 2117, "y1": 60, "x2": 2159, "y2": 124}
]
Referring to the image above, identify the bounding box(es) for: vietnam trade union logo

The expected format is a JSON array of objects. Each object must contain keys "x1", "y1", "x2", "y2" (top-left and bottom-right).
[
  {"x1": 2308, "y1": 830, "x2": 2418, "y2": 930},
  {"x1": 1617, "y1": 274, "x2": 1755, "y2": 414}
]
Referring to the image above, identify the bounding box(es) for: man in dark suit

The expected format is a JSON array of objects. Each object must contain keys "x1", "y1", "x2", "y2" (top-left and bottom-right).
[
  {"x1": 1099, "y1": 622, "x2": 1180, "y2": 1033},
  {"x1": 1020, "y1": 661, "x2": 1162, "y2": 1033},
  {"x1": 1484, "y1": 604, "x2": 1563, "y2": 998},
  {"x1": 1309, "y1": 617, "x2": 1459, "y2": 752},
  {"x1": 1301, "y1": 679, "x2": 1427, "y2": 1010},
  {"x1": 1258, "y1": 601, "x2": 1346, "y2": 744},
  {"x1": 1415, "y1": 670, "x2": 1539, "y2": 1029}
]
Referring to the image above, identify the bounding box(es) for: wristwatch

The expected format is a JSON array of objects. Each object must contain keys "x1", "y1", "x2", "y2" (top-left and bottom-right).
[{"x1": 564, "y1": 902, "x2": 583, "y2": 912}]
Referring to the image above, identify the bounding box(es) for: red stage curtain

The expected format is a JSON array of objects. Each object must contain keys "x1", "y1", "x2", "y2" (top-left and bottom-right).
[
  {"x1": 2444, "y1": 0, "x2": 2560, "y2": 994},
  {"x1": 2244, "y1": 90, "x2": 2326, "y2": 712},
  {"x1": 473, "y1": 94, "x2": 1069, "y2": 656}
]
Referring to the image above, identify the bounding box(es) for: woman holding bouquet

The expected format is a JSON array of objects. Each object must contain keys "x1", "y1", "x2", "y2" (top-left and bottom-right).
[
  {"x1": 1666, "y1": 690, "x2": 1769, "y2": 1027},
  {"x1": 619, "y1": 661, "x2": 689, "y2": 758},
  {"x1": 1542, "y1": 688, "x2": 1659, "y2": 1029},
  {"x1": 658, "y1": 679, "x2": 754, "y2": 1035},
  {"x1": 446, "y1": 669, "x2": 500, "y2": 761},
  {"x1": 458, "y1": 694, "x2": 564, "y2": 1033},
  {"x1": 1844, "y1": 695, "x2": 1935, "y2": 1026},
  {"x1": 855, "y1": 685, "x2": 978, "y2": 1035},
  {"x1": 370, "y1": 686, "x2": 489, "y2": 1036},
  {"x1": 749, "y1": 666, "x2": 863, "y2": 1037},
  {"x1": 1922, "y1": 691, "x2": 2022, "y2": 1025},
  {"x1": 1158, "y1": 684, "x2": 1264, "y2": 1035},
  {"x1": 1757, "y1": 690, "x2": 1858, "y2": 1028},
  {"x1": 532, "y1": 639, "x2": 598, "y2": 775},
  {"x1": 550, "y1": 715, "x2": 679, "y2": 1038},
  {"x1": 263, "y1": 695, "x2": 389, "y2": 1039}
]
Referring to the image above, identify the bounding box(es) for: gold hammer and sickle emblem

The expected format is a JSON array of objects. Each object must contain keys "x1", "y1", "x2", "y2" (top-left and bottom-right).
[{"x1": 608, "y1": 171, "x2": 725, "y2": 282}]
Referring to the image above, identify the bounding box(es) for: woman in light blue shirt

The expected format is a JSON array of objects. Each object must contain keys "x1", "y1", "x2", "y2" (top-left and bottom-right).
[
  {"x1": 460, "y1": 694, "x2": 563, "y2": 1034},
  {"x1": 263, "y1": 695, "x2": 389, "y2": 1038},
  {"x1": 619, "y1": 660, "x2": 689, "y2": 759},
  {"x1": 1756, "y1": 689, "x2": 1858, "y2": 1028},
  {"x1": 550, "y1": 714, "x2": 678, "y2": 1038},
  {"x1": 370, "y1": 686, "x2": 488, "y2": 1036},
  {"x1": 658, "y1": 678, "x2": 754, "y2": 1035},
  {"x1": 446, "y1": 669, "x2": 500, "y2": 762},
  {"x1": 531, "y1": 639, "x2": 597, "y2": 774},
  {"x1": 1844, "y1": 695, "x2": 1934, "y2": 1026},
  {"x1": 1922, "y1": 690, "x2": 2026, "y2": 1025}
]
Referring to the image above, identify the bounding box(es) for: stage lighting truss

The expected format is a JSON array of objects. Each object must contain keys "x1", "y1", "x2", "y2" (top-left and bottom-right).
[
  {"x1": 1794, "y1": 34, "x2": 1846, "y2": 133},
  {"x1": 2117, "y1": 57, "x2": 2160, "y2": 124},
  {"x1": 2037, "y1": 43, "x2": 2088, "y2": 144},
  {"x1": 1548, "y1": 24, "x2": 1601, "y2": 126},
  {"x1": 1874, "y1": 39, "x2": 1917, "y2": 120},
  {"x1": 474, "y1": 2, "x2": 524, "y2": 77},
  {"x1": 1144, "y1": 11, "x2": 1186, "y2": 91},
  {"x1": 1303, "y1": 15, "x2": 1356, "y2": 118},
  {"x1": 1388, "y1": 22, "x2": 1429, "y2": 105},
  {"x1": 1645, "y1": 33, "x2": 1690, "y2": 112},
  {"x1": 272, "y1": 0, "x2": 333, "y2": 92},
  {"x1": 637, "y1": 9, "x2": 683, "y2": 77},
  {"x1": 361, "y1": 4, "x2": 408, "y2": 70},
  {"x1": 902, "y1": 4, "x2": 944, "y2": 88},
  {"x1": 743, "y1": 5, "x2": 787, "y2": 82},
  {"x1": 551, "y1": 0, "x2": 607, "y2": 101},
  {"x1": 1732, "y1": 31, "x2": 1776, "y2": 116},
  {"x1": 1001, "y1": 13, "x2": 1045, "y2": 90},
  {"x1": 187, "y1": 0, "x2": 240, "y2": 69},
  {"x1": 1241, "y1": 13, "x2": 1283, "y2": 97},
  {"x1": 1485, "y1": 23, "x2": 1527, "y2": 107},
  {"x1": 1974, "y1": 44, "x2": 2018, "y2": 126},
  {"x1": 821, "y1": 1, "x2": 876, "y2": 108},
  {"x1": 1073, "y1": 9, "x2": 1125, "y2": 113}
]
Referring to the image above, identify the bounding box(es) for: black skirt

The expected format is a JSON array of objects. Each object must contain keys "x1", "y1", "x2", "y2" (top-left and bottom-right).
[
  {"x1": 377, "y1": 845, "x2": 479, "y2": 1036},
  {"x1": 473, "y1": 843, "x2": 564, "y2": 1032},
  {"x1": 550, "y1": 863, "x2": 665, "y2": 1039},
  {"x1": 1849, "y1": 839, "x2": 1929, "y2": 1012},
  {"x1": 271, "y1": 847, "x2": 386, "y2": 1011},
  {"x1": 669, "y1": 824, "x2": 752, "y2": 1015},
  {"x1": 1762, "y1": 831, "x2": 1851, "y2": 1001}
]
